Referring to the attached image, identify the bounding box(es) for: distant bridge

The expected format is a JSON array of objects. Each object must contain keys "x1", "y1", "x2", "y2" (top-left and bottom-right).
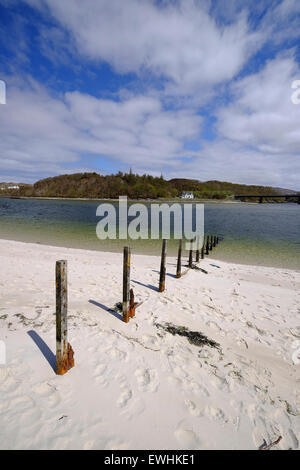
[{"x1": 234, "y1": 194, "x2": 300, "y2": 204}]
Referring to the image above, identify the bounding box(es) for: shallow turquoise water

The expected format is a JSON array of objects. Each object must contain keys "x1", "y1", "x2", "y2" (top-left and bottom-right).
[{"x1": 0, "y1": 198, "x2": 299, "y2": 269}]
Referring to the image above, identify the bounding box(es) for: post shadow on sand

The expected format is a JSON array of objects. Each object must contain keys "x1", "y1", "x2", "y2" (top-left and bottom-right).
[
  {"x1": 131, "y1": 279, "x2": 158, "y2": 291},
  {"x1": 27, "y1": 330, "x2": 56, "y2": 373},
  {"x1": 89, "y1": 299, "x2": 122, "y2": 321},
  {"x1": 151, "y1": 269, "x2": 177, "y2": 279}
]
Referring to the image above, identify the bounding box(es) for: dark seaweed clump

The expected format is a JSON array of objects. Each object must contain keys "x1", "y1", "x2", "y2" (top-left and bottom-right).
[
  {"x1": 156, "y1": 322, "x2": 220, "y2": 349},
  {"x1": 114, "y1": 302, "x2": 123, "y2": 312}
]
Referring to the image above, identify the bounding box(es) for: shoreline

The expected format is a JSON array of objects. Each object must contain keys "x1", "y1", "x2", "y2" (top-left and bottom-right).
[
  {"x1": 0, "y1": 237, "x2": 298, "y2": 273},
  {"x1": 0, "y1": 195, "x2": 251, "y2": 204},
  {"x1": 2, "y1": 195, "x2": 298, "y2": 204},
  {"x1": 0, "y1": 238, "x2": 299, "y2": 449},
  {"x1": 0, "y1": 235, "x2": 298, "y2": 272}
]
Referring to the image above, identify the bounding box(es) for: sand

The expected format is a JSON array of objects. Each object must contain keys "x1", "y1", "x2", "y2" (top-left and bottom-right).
[{"x1": 0, "y1": 239, "x2": 299, "y2": 450}]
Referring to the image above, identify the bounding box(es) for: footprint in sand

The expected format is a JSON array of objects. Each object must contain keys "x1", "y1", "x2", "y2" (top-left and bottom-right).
[
  {"x1": 167, "y1": 375, "x2": 183, "y2": 387},
  {"x1": 33, "y1": 382, "x2": 57, "y2": 398},
  {"x1": 205, "y1": 405, "x2": 228, "y2": 424},
  {"x1": 7, "y1": 395, "x2": 34, "y2": 414},
  {"x1": 31, "y1": 382, "x2": 61, "y2": 408},
  {"x1": 93, "y1": 363, "x2": 108, "y2": 386},
  {"x1": 184, "y1": 399, "x2": 204, "y2": 417},
  {"x1": 106, "y1": 347, "x2": 128, "y2": 362},
  {"x1": 135, "y1": 368, "x2": 159, "y2": 392},
  {"x1": 174, "y1": 426, "x2": 200, "y2": 449},
  {"x1": 248, "y1": 405, "x2": 282, "y2": 448},
  {"x1": 186, "y1": 381, "x2": 210, "y2": 397},
  {"x1": 115, "y1": 375, "x2": 146, "y2": 418},
  {"x1": 0, "y1": 374, "x2": 21, "y2": 394},
  {"x1": 117, "y1": 387, "x2": 133, "y2": 408}
]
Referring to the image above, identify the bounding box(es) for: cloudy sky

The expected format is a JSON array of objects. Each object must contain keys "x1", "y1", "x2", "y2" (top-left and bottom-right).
[{"x1": 0, "y1": 0, "x2": 299, "y2": 189}]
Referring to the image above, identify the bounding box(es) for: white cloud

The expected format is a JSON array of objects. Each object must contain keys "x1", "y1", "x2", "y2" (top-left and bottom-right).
[
  {"x1": 25, "y1": 0, "x2": 263, "y2": 95},
  {"x1": 170, "y1": 53, "x2": 300, "y2": 189},
  {"x1": 0, "y1": 76, "x2": 203, "y2": 181},
  {"x1": 1, "y1": 53, "x2": 300, "y2": 189},
  {"x1": 217, "y1": 53, "x2": 300, "y2": 155},
  {"x1": 168, "y1": 139, "x2": 300, "y2": 190}
]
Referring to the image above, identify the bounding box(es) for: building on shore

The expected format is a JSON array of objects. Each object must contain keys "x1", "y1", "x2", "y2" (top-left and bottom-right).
[
  {"x1": 180, "y1": 191, "x2": 194, "y2": 199},
  {"x1": 0, "y1": 184, "x2": 20, "y2": 190}
]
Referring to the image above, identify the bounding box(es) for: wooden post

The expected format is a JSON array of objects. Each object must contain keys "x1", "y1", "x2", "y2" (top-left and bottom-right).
[
  {"x1": 195, "y1": 237, "x2": 200, "y2": 263},
  {"x1": 201, "y1": 238, "x2": 205, "y2": 259},
  {"x1": 209, "y1": 235, "x2": 213, "y2": 251},
  {"x1": 56, "y1": 260, "x2": 74, "y2": 376},
  {"x1": 129, "y1": 288, "x2": 135, "y2": 318},
  {"x1": 176, "y1": 239, "x2": 182, "y2": 278},
  {"x1": 205, "y1": 235, "x2": 210, "y2": 255},
  {"x1": 123, "y1": 247, "x2": 131, "y2": 323},
  {"x1": 159, "y1": 239, "x2": 167, "y2": 292},
  {"x1": 213, "y1": 235, "x2": 217, "y2": 248},
  {"x1": 188, "y1": 241, "x2": 193, "y2": 268}
]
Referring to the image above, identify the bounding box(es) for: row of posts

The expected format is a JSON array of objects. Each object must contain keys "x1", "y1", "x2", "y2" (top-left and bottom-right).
[
  {"x1": 54, "y1": 234, "x2": 220, "y2": 375},
  {"x1": 123, "y1": 234, "x2": 220, "y2": 321}
]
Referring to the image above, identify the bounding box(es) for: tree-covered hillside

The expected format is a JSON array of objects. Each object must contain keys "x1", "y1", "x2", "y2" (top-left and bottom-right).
[{"x1": 1, "y1": 171, "x2": 298, "y2": 201}]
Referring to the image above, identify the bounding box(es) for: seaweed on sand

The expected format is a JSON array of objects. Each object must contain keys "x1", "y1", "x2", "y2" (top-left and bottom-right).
[
  {"x1": 114, "y1": 302, "x2": 123, "y2": 312},
  {"x1": 155, "y1": 322, "x2": 220, "y2": 349}
]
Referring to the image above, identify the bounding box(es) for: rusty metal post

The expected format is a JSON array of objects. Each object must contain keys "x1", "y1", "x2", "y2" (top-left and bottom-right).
[
  {"x1": 123, "y1": 247, "x2": 131, "y2": 323},
  {"x1": 176, "y1": 239, "x2": 182, "y2": 278},
  {"x1": 56, "y1": 260, "x2": 74, "y2": 375},
  {"x1": 159, "y1": 239, "x2": 167, "y2": 292}
]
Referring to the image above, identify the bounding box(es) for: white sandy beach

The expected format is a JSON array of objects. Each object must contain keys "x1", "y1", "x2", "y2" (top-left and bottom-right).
[{"x1": 0, "y1": 239, "x2": 299, "y2": 450}]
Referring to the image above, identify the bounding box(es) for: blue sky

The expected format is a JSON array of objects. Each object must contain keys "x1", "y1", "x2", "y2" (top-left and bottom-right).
[{"x1": 0, "y1": 0, "x2": 299, "y2": 189}]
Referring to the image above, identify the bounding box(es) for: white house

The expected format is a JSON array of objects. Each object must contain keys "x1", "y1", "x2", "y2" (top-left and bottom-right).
[
  {"x1": 180, "y1": 191, "x2": 194, "y2": 199},
  {"x1": 0, "y1": 185, "x2": 20, "y2": 190}
]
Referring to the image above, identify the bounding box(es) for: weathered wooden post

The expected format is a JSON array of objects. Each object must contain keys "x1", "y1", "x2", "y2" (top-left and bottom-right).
[
  {"x1": 213, "y1": 235, "x2": 217, "y2": 248},
  {"x1": 123, "y1": 246, "x2": 131, "y2": 323},
  {"x1": 56, "y1": 260, "x2": 74, "y2": 376},
  {"x1": 176, "y1": 239, "x2": 182, "y2": 278},
  {"x1": 159, "y1": 239, "x2": 167, "y2": 292},
  {"x1": 195, "y1": 237, "x2": 200, "y2": 263},
  {"x1": 201, "y1": 238, "x2": 205, "y2": 259},
  {"x1": 205, "y1": 235, "x2": 210, "y2": 255},
  {"x1": 209, "y1": 235, "x2": 213, "y2": 251},
  {"x1": 129, "y1": 288, "x2": 135, "y2": 318},
  {"x1": 188, "y1": 241, "x2": 193, "y2": 268}
]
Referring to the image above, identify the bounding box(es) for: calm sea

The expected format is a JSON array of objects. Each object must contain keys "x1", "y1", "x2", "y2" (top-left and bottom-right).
[{"x1": 0, "y1": 197, "x2": 299, "y2": 269}]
